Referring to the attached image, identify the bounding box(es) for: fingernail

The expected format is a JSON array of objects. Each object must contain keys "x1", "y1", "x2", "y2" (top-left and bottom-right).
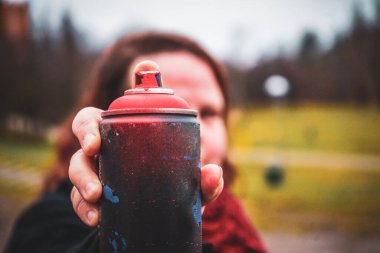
[
  {"x1": 86, "y1": 182, "x2": 97, "y2": 196},
  {"x1": 216, "y1": 166, "x2": 223, "y2": 186},
  {"x1": 217, "y1": 165, "x2": 223, "y2": 178},
  {"x1": 87, "y1": 209, "x2": 97, "y2": 223},
  {"x1": 83, "y1": 134, "x2": 95, "y2": 150}
]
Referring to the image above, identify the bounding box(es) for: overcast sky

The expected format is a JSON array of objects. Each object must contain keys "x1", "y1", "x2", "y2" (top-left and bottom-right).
[{"x1": 28, "y1": 0, "x2": 376, "y2": 67}]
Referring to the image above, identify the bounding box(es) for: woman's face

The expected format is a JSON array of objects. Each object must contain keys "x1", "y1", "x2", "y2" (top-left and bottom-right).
[{"x1": 129, "y1": 51, "x2": 228, "y2": 166}]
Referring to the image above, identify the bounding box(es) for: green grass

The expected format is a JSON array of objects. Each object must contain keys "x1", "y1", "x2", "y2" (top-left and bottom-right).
[
  {"x1": 229, "y1": 105, "x2": 380, "y2": 154},
  {"x1": 233, "y1": 163, "x2": 380, "y2": 236},
  {"x1": 0, "y1": 136, "x2": 55, "y2": 197},
  {"x1": 228, "y1": 105, "x2": 380, "y2": 236},
  {"x1": 0, "y1": 135, "x2": 55, "y2": 172}
]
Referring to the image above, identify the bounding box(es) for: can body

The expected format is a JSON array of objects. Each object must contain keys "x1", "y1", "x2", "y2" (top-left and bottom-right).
[{"x1": 99, "y1": 113, "x2": 201, "y2": 253}]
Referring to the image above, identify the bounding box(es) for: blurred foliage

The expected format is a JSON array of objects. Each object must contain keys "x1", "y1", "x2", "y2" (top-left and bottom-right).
[
  {"x1": 229, "y1": 105, "x2": 380, "y2": 154},
  {"x1": 228, "y1": 1, "x2": 380, "y2": 106},
  {"x1": 1, "y1": 1, "x2": 379, "y2": 137},
  {"x1": 0, "y1": 5, "x2": 97, "y2": 135}
]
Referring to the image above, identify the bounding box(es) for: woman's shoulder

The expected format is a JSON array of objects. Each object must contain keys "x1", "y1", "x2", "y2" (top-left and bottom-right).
[
  {"x1": 15, "y1": 180, "x2": 76, "y2": 225},
  {"x1": 4, "y1": 180, "x2": 94, "y2": 253}
]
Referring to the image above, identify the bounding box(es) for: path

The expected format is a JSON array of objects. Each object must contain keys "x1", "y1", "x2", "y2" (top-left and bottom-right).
[{"x1": 262, "y1": 231, "x2": 380, "y2": 253}]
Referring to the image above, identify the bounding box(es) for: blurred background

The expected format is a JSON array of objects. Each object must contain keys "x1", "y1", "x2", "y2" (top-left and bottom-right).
[{"x1": 1, "y1": 0, "x2": 380, "y2": 252}]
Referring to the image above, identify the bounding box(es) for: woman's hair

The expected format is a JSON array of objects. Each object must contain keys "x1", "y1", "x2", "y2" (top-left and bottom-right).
[{"x1": 43, "y1": 31, "x2": 235, "y2": 192}]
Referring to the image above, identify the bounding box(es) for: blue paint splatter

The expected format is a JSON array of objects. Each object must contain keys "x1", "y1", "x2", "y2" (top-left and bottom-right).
[
  {"x1": 109, "y1": 231, "x2": 127, "y2": 253},
  {"x1": 109, "y1": 238, "x2": 118, "y2": 253},
  {"x1": 192, "y1": 193, "x2": 202, "y2": 227},
  {"x1": 121, "y1": 237, "x2": 127, "y2": 249},
  {"x1": 103, "y1": 185, "x2": 120, "y2": 203},
  {"x1": 184, "y1": 155, "x2": 192, "y2": 161},
  {"x1": 161, "y1": 154, "x2": 168, "y2": 160}
]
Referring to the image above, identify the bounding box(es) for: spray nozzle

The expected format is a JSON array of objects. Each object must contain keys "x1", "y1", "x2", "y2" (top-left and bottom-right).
[{"x1": 134, "y1": 70, "x2": 162, "y2": 89}]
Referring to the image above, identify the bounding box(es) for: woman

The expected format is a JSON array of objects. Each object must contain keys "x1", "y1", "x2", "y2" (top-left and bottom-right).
[{"x1": 5, "y1": 32, "x2": 268, "y2": 253}]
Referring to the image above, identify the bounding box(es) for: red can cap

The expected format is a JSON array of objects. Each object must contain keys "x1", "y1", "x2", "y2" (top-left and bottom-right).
[{"x1": 102, "y1": 70, "x2": 196, "y2": 117}]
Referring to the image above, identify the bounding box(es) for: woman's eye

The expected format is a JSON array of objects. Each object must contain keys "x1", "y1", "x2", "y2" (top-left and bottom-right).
[{"x1": 200, "y1": 107, "x2": 218, "y2": 119}]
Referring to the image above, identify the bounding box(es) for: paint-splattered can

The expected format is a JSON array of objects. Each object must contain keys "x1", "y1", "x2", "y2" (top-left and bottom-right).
[{"x1": 99, "y1": 70, "x2": 201, "y2": 253}]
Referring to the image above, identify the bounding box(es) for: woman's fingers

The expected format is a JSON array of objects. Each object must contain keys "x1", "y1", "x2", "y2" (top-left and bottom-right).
[
  {"x1": 201, "y1": 164, "x2": 224, "y2": 206},
  {"x1": 69, "y1": 149, "x2": 102, "y2": 203},
  {"x1": 71, "y1": 107, "x2": 102, "y2": 227},
  {"x1": 69, "y1": 149, "x2": 101, "y2": 226},
  {"x1": 72, "y1": 107, "x2": 103, "y2": 156},
  {"x1": 71, "y1": 186, "x2": 99, "y2": 227}
]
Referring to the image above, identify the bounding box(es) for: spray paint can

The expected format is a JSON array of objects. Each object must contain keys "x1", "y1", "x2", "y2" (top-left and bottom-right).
[{"x1": 99, "y1": 70, "x2": 201, "y2": 253}]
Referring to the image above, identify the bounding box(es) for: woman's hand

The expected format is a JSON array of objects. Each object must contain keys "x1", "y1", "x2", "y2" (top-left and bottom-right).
[{"x1": 69, "y1": 61, "x2": 224, "y2": 227}]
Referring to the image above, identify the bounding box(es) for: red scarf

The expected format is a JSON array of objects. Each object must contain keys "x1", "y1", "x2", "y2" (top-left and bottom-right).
[{"x1": 202, "y1": 188, "x2": 268, "y2": 253}]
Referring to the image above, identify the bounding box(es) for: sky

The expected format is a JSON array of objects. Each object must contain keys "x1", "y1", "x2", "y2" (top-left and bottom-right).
[{"x1": 27, "y1": 0, "x2": 376, "y2": 67}]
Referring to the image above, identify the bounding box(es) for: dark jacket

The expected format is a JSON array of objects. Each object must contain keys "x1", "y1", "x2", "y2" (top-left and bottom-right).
[{"x1": 4, "y1": 180, "x2": 214, "y2": 253}]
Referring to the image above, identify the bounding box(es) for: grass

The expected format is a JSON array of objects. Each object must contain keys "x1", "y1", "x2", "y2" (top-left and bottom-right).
[
  {"x1": 229, "y1": 104, "x2": 380, "y2": 236},
  {"x1": 233, "y1": 163, "x2": 380, "y2": 236},
  {"x1": 0, "y1": 135, "x2": 55, "y2": 198},
  {"x1": 229, "y1": 104, "x2": 380, "y2": 154},
  {"x1": 0, "y1": 135, "x2": 55, "y2": 172}
]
